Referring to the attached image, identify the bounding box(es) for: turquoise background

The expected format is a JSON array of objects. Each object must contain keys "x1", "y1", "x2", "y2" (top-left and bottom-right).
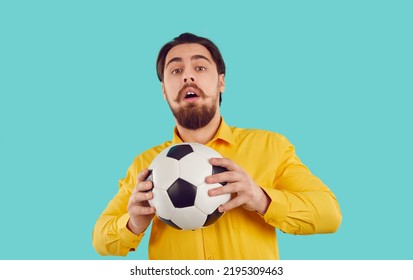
[{"x1": 1, "y1": 0, "x2": 412, "y2": 260}]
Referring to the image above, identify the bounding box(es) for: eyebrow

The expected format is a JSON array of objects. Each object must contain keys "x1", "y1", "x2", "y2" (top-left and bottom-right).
[{"x1": 166, "y1": 54, "x2": 212, "y2": 68}]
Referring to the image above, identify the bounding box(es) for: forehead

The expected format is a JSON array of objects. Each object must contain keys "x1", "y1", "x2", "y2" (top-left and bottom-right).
[{"x1": 165, "y1": 43, "x2": 214, "y2": 65}]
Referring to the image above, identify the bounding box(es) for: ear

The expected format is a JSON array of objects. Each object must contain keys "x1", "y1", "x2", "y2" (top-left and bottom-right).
[
  {"x1": 161, "y1": 82, "x2": 166, "y2": 100},
  {"x1": 219, "y1": 74, "x2": 225, "y2": 93}
]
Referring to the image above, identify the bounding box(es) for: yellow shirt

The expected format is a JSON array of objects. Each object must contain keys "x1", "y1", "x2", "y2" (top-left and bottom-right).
[{"x1": 93, "y1": 118, "x2": 342, "y2": 259}]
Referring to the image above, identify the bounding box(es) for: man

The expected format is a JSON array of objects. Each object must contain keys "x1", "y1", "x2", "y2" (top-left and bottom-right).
[{"x1": 92, "y1": 33, "x2": 342, "y2": 259}]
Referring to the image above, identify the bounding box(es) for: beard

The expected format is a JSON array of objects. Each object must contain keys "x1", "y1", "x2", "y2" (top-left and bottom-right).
[
  {"x1": 165, "y1": 84, "x2": 219, "y2": 130},
  {"x1": 171, "y1": 100, "x2": 218, "y2": 130}
]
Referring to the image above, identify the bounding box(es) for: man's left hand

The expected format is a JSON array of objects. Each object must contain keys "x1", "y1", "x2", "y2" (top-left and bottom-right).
[{"x1": 206, "y1": 158, "x2": 271, "y2": 215}]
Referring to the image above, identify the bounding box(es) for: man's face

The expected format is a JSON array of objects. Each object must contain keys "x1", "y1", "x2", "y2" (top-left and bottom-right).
[{"x1": 162, "y1": 43, "x2": 225, "y2": 130}]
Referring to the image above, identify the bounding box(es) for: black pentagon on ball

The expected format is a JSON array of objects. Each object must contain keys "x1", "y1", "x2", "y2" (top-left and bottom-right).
[
  {"x1": 166, "y1": 144, "x2": 194, "y2": 160},
  {"x1": 167, "y1": 178, "x2": 197, "y2": 208}
]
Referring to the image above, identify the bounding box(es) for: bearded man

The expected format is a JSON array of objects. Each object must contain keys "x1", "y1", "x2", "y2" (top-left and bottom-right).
[{"x1": 92, "y1": 33, "x2": 342, "y2": 260}]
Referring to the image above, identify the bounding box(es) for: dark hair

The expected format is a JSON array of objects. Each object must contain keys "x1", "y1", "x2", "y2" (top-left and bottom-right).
[{"x1": 156, "y1": 33, "x2": 226, "y2": 82}]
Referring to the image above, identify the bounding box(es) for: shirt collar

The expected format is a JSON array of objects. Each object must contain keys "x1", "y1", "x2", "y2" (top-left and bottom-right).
[{"x1": 171, "y1": 117, "x2": 234, "y2": 145}]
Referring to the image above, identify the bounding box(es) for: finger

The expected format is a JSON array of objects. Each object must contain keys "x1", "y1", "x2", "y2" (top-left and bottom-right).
[
  {"x1": 131, "y1": 183, "x2": 149, "y2": 197},
  {"x1": 135, "y1": 180, "x2": 153, "y2": 193},
  {"x1": 130, "y1": 189, "x2": 154, "y2": 205},
  {"x1": 132, "y1": 190, "x2": 154, "y2": 203},
  {"x1": 137, "y1": 168, "x2": 150, "y2": 183},
  {"x1": 218, "y1": 195, "x2": 245, "y2": 212},
  {"x1": 205, "y1": 170, "x2": 241, "y2": 185},
  {"x1": 128, "y1": 191, "x2": 155, "y2": 215},
  {"x1": 208, "y1": 182, "x2": 241, "y2": 196}
]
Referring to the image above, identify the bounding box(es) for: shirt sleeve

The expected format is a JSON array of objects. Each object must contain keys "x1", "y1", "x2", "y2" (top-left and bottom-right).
[
  {"x1": 261, "y1": 135, "x2": 342, "y2": 235},
  {"x1": 92, "y1": 159, "x2": 147, "y2": 256}
]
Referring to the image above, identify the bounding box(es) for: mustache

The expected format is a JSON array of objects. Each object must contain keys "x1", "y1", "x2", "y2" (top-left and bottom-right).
[{"x1": 174, "y1": 83, "x2": 206, "y2": 102}]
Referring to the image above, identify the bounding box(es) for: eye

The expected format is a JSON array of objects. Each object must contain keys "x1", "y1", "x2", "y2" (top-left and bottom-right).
[
  {"x1": 171, "y1": 68, "x2": 182, "y2": 74},
  {"x1": 195, "y1": 66, "x2": 206, "y2": 71}
]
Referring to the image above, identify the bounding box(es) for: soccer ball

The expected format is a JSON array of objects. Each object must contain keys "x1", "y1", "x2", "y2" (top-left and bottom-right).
[{"x1": 146, "y1": 143, "x2": 230, "y2": 230}]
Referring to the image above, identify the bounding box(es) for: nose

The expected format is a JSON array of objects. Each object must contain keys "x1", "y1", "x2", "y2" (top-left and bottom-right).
[
  {"x1": 183, "y1": 69, "x2": 195, "y2": 83},
  {"x1": 183, "y1": 77, "x2": 195, "y2": 83}
]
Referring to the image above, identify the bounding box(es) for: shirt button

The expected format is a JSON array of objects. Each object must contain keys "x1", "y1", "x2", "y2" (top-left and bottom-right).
[{"x1": 208, "y1": 256, "x2": 214, "y2": 260}]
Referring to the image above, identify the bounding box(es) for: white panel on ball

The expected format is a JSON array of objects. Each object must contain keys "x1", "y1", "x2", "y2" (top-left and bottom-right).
[
  {"x1": 195, "y1": 182, "x2": 231, "y2": 215},
  {"x1": 149, "y1": 189, "x2": 175, "y2": 220},
  {"x1": 179, "y1": 152, "x2": 212, "y2": 187},
  {"x1": 152, "y1": 157, "x2": 179, "y2": 190},
  {"x1": 149, "y1": 146, "x2": 171, "y2": 170},
  {"x1": 172, "y1": 206, "x2": 207, "y2": 230}
]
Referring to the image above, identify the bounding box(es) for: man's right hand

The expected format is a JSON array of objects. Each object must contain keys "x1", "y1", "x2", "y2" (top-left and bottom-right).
[{"x1": 126, "y1": 169, "x2": 155, "y2": 235}]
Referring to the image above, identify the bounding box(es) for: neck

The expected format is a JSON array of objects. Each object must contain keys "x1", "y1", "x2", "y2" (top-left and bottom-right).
[{"x1": 176, "y1": 113, "x2": 221, "y2": 144}]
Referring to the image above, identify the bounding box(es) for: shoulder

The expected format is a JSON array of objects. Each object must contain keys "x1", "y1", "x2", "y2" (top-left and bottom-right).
[
  {"x1": 228, "y1": 125, "x2": 295, "y2": 158},
  {"x1": 231, "y1": 125, "x2": 290, "y2": 145}
]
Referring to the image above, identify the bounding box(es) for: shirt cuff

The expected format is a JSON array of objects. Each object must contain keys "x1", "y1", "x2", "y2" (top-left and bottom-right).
[
  {"x1": 118, "y1": 214, "x2": 145, "y2": 252},
  {"x1": 260, "y1": 187, "x2": 288, "y2": 227}
]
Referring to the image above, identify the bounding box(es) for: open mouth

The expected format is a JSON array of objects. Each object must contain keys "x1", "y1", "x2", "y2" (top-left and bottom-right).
[{"x1": 183, "y1": 91, "x2": 200, "y2": 102}]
